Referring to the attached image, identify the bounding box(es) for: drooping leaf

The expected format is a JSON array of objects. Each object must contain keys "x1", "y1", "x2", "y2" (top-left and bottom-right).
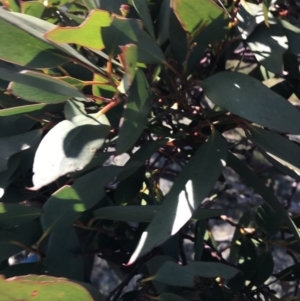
[
  {"x1": 246, "y1": 126, "x2": 300, "y2": 177},
  {"x1": 0, "y1": 129, "x2": 42, "y2": 173},
  {"x1": 44, "y1": 226, "x2": 84, "y2": 281},
  {"x1": 102, "y1": 14, "x2": 143, "y2": 57},
  {"x1": 45, "y1": 10, "x2": 111, "y2": 50},
  {"x1": 255, "y1": 203, "x2": 281, "y2": 235},
  {"x1": 172, "y1": 0, "x2": 224, "y2": 38},
  {"x1": 8, "y1": 70, "x2": 84, "y2": 103},
  {"x1": 153, "y1": 261, "x2": 239, "y2": 287},
  {"x1": 32, "y1": 113, "x2": 110, "y2": 190},
  {"x1": 247, "y1": 14, "x2": 288, "y2": 74},
  {"x1": 0, "y1": 274, "x2": 94, "y2": 301},
  {"x1": 132, "y1": 0, "x2": 155, "y2": 38},
  {"x1": 0, "y1": 203, "x2": 41, "y2": 229},
  {"x1": 118, "y1": 44, "x2": 138, "y2": 93},
  {"x1": 202, "y1": 71, "x2": 300, "y2": 134},
  {"x1": 128, "y1": 130, "x2": 227, "y2": 264},
  {"x1": 227, "y1": 152, "x2": 300, "y2": 245},
  {"x1": 117, "y1": 69, "x2": 152, "y2": 154}
]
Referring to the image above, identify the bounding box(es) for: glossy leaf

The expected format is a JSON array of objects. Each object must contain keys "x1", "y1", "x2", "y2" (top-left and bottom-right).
[
  {"x1": 117, "y1": 69, "x2": 152, "y2": 154},
  {"x1": 247, "y1": 14, "x2": 288, "y2": 74},
  {"x1": 0, "y1": 274, "x2": 94, "y2": 301},
  {"x1": 32, "y1": 113, "x2": 110, "y2": 190},
  {"x1": 45, "y1": 10, "x2": 111, "y2": 50},
  {"x1": 0, "y1": 203, "x2": 41, "y2": 229},
  {"x1": 172, "y1": 0, "x2": 224, "y2": 38},
  {"x1": 0, "y1": 129, "x2": 41, "y2": 173},
  {"x1": 128, "y1": 130, "x2": 227, "y2": 264},
  {"x1": 246, "y1": 126, "x2": 300, "y2": 177},
  {"x1": 202, "y1": 71, "x2": 300, "y2": 134},
  {"x1": 227, "y1": 152, "x2": 300, "y2": 245},
  {"x1": 44, "y1": 226, "x2": 84, "y2": 281},
  {"x1": 102, "y1": 14, "x2": 143, "y2": 57},
  {"x1": 154, "y1": 261, "x2": 239, "y2": 286},
  {"x1": 8, "y1": 70, "x2": 84, "y2": 103},
  {"x1": 132, "y1": 0, "x2": 154, "y2": 38}
]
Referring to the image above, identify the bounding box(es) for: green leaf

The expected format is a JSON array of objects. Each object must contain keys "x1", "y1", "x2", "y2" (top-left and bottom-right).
[
  {"x1": 280, "y1": 20, "x2": 300, "y2": 55},
  {"x1": 21, "y1": 1, "x2": 45, "y2": 18},
  {"x1": 227, "y1": 152, "x2": 300, "y2": 246},
  {"x1": 202, "y1": 71, "x2": 300, "y2": 134},
  {"x1": 156, "y1": 0, "x2": 171, "y2": 45},
  {"x1": 247, "y1": 14, "x2": 288, "y2": 74},
  {"x1": 262, "y1": 0, "x2": 272, "y2": 25},
  {"x1": 0, "y1": 104, "x2": 48, "y2": 117},
  {"x1": 246, "y1": 126, "x2": 300, "y2": 178},
  {"x1": 251, "y1": 251, "x2": 274, "y2": 287},
  {"x1": 0, "y1": 220, "x2": 42, "y2": 261},
  {"x1": 0, "y1": 129, "x2": 42, "y2": 173},
  {"x1": 102, "y1": 14, "x2": 143, "y2": 57},
  {"x1": 137, "y1": 31, "x2": 166, "y2": 64},
  {"x1": 0, "y1": 274, "x2": 94, "y2": 301},
  {"x1": 0, "y1": 8, "x2": 69, "y2": 68},
  {"x1": 44, "y1": 226, "x2": 84, "y2": 281},
  {"x1": 172, "y1": 0, "x2": 225, "y2": 38},
  {"x1": 0, "y1": 203, "x2": 41, "y2": 229},
  {"x1": 64, "y1": 99, "x2": 86, "y2": 122},
  {"x1": 117, "y1": 69, "x2": 152, "y2": 154},
  {"x1": 128, "y1": 130, "x2": 227, "y2": 264},
  {"x1": 45, "y1": 10, "x2": 111, "y2": 50},
  {"x1": 118, "y1": 44, "x2": 138, "y2": 93},
  {"x1": 0, "y1": 263, "x2": 45, "y2": 278},
  {"x1": 8, "y1": 71, "x2": 84, "y2": 103},
  {"x1": 194, "y1": 220, "x2": 205, "y2": 261},
  {"x1": 154, "y1": 261, "x2": 239, "y2": 286},
  {"x1": 32, "y1": 113, "x2": 110, "y2": 190},
  {"x1": 42, "y1": 165, "x2": 138, "y2": 232},
  {"x1": 132, "y1": 0, "x2": 154, "y2": 38},
  {"x1": 41, "y1": 186, "x2": 82, "y2": 233},
  {"x1": 255, "y1": 203, "x2": 281, "y2": 235}
]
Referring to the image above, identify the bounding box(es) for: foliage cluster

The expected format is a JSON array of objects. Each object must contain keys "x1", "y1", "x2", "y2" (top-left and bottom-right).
[{"x1": 0, "y1": 0, "x2": 300, "y2": 300}]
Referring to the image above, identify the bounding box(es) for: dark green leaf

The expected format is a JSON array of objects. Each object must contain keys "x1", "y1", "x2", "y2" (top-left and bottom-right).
[
  {"x1": 156, "y1": 0, "x2": 170, "y2": 45},
  {"x1": 255, "y1": 203, "x2": 281, "y2": 235},
  {"x1": 202, "y1": 71, "x2": 300, "y2": 134},
  {"x1": 0, "y1": 129, "x2": 41, "y2": 173},
  {"x1": 227, "y1": 152, "x2": 300, "y2": 245},
  {"x1": 0, "y1": 203, "x2": 41, "y2": 229},
  {"x1": 0, "y1": 104, "x2": 48, "y2": 117},
  {"x1": 117, "y1": 69, "x2": 152, "y2": 154},
  {"x1": 102, "y1": 15, "x2": 143, "y2": 57},
  {"x1": 251, "y1": 251, "x2": 274, "y2": 287},
  {"x1": 275, "y1": 262, "x2": 300, "y2": 281},
  {"x1": 128, "y1": 130, "x2": 227, "y2": 264},
  {"x1": 132, "y1": 0, "x2": 154, "y2": 38},
  {"x1": 154, "y1": 261, "x2": 239, "y2": 286},
  {"x1": 247, "y1": 126, "x2": 300, "y2": 178},
  {"x1": 280, "y1": 20, "x2": 300, "y2": 55},
  {"x1": 44, "y1": 226, "x2": 84, "y2": 281},
  {"x1": 247, "y1": 14, "x2": 288, "y2": 74}
]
